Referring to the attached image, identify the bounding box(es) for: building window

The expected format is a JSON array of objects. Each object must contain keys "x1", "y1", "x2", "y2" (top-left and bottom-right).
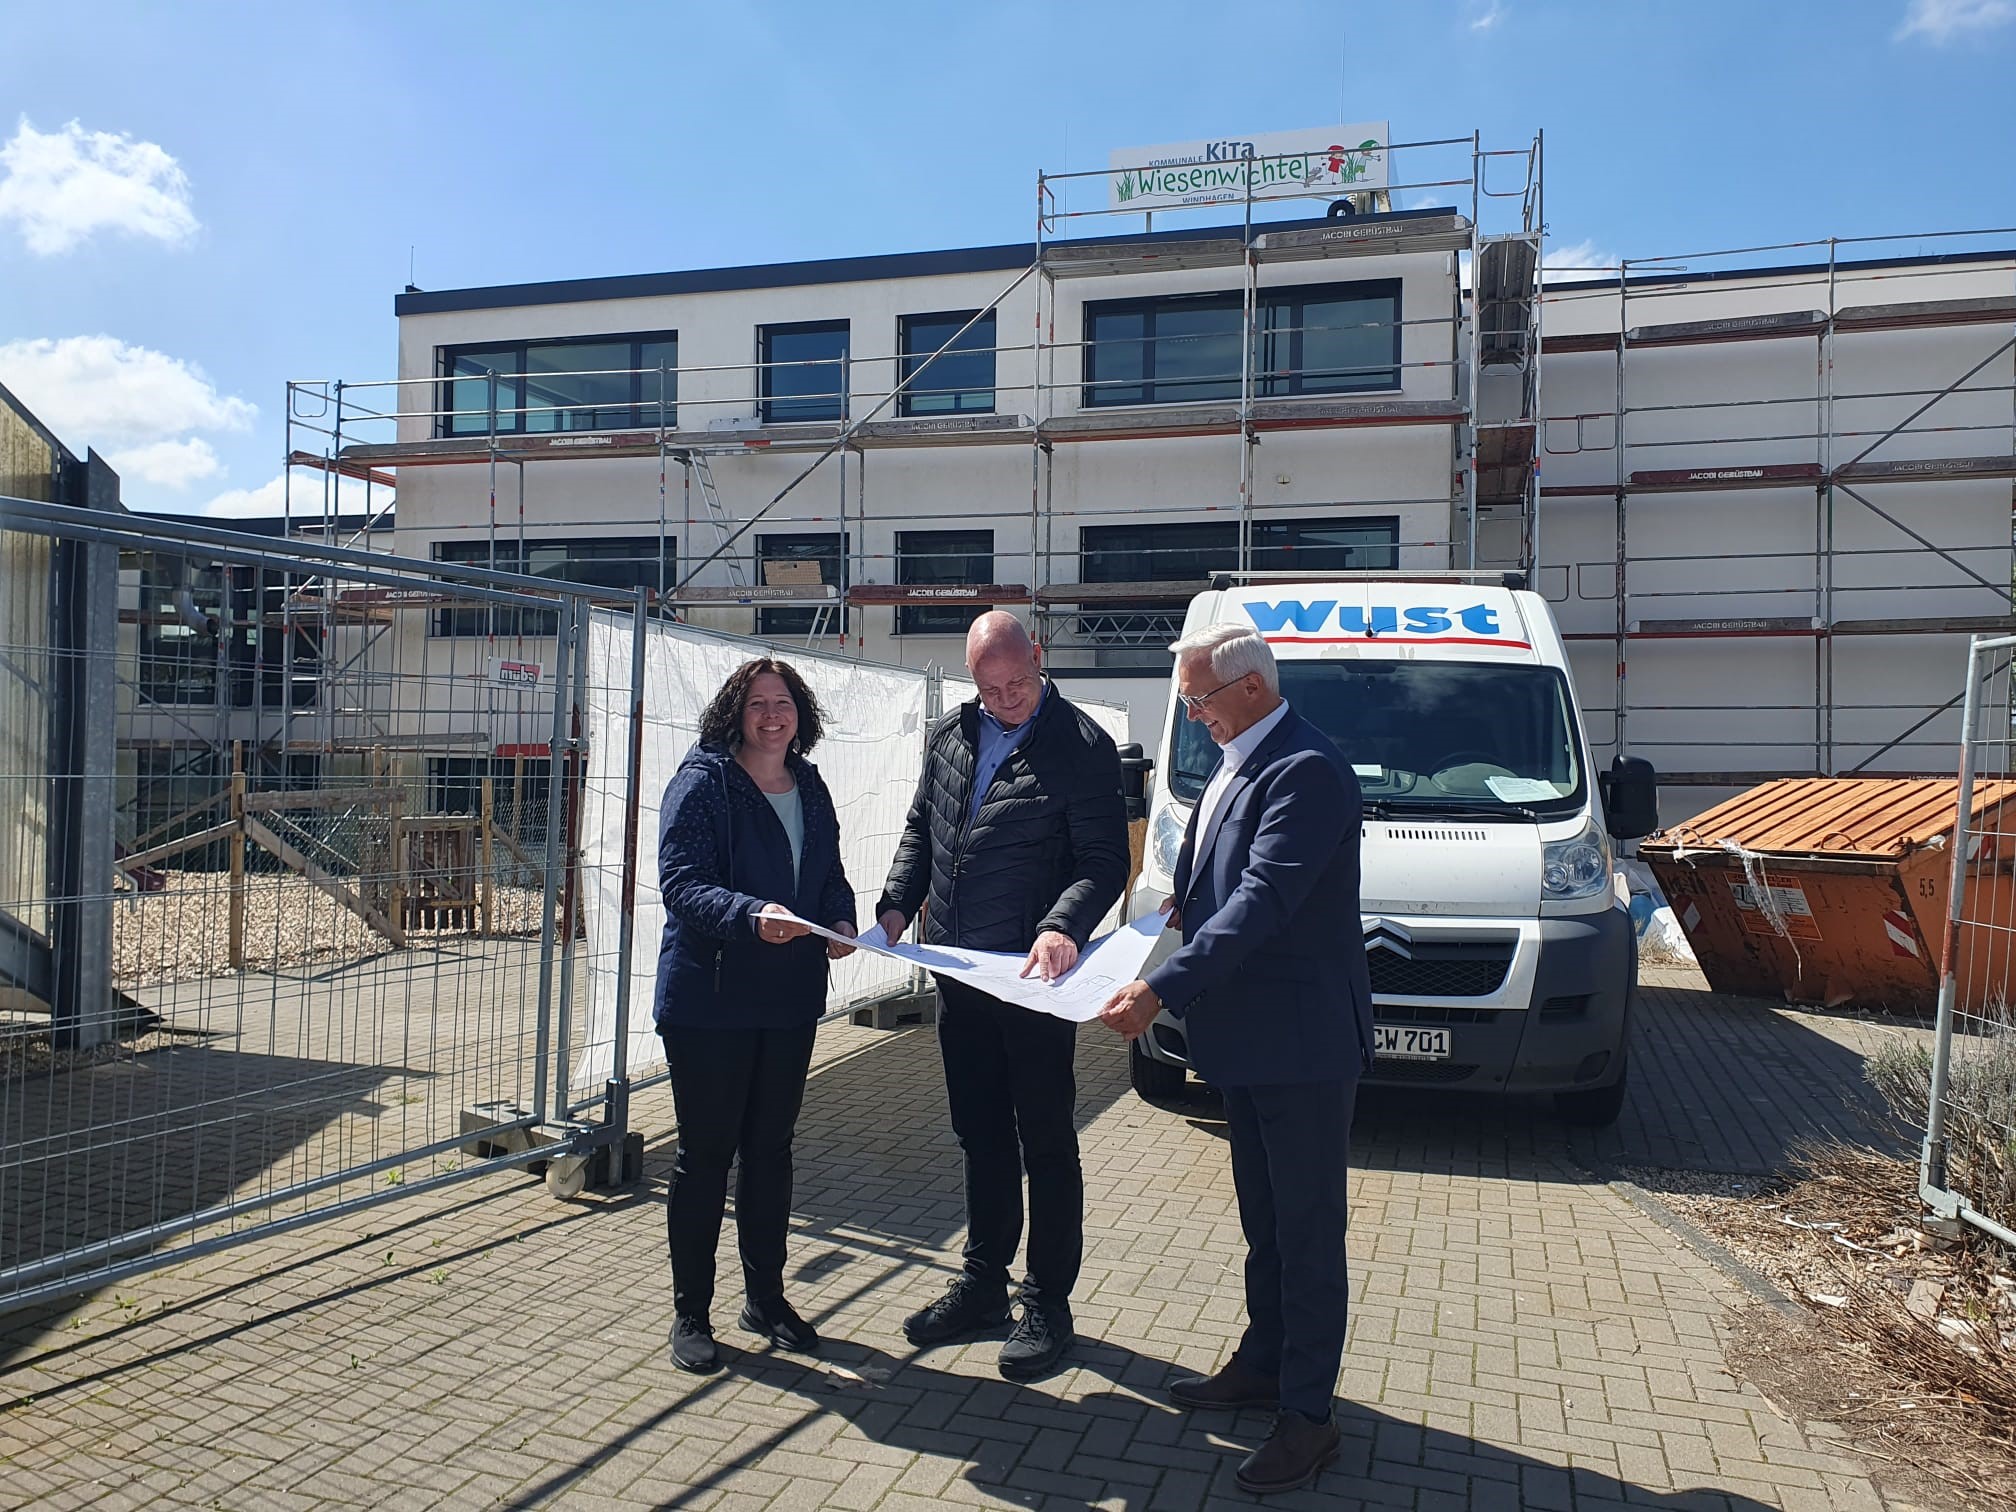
[
  {"x1": 1083, "y1": 281, "x2": 1399, "y2": 407},
  {"x1": 135, "y1": 558, "x2": 322, "y2": 709},
  {"x1": 757, "y1": 533, "x2": 847, "y2": 637},
  {"x1": 896, "y1": 529, "x2": 993, "y2": 635},
  {"x1": 899, "y1": 312, "x2": 996, "y2": 416},
  {"x1": 1078, "y1": 516, "x2": 1400, "y2": 642},
  {"x1": 1251, "y1": 516, "x2": 1400, "y2": 571},
  {"x1": 759, "y1": 321, "x2": 850, "y2": 424},
  {"x1": 1255, "y1": 285, "x2": 1402, "y2": 398},
  {"x1": 431, "y1": 536, "x2": 676, "y2": 637},
  {"x1": 1080, "y1": 522, "x2": 1237, "y2": 643},
  {"x1": 437, "y1": 332, "x2": 677, "y2": 437}
]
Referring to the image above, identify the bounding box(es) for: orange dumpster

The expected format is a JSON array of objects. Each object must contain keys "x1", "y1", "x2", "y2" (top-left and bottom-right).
[{"x1": 1639, "y1": 778, "x2": 2016, "y2": 1012}]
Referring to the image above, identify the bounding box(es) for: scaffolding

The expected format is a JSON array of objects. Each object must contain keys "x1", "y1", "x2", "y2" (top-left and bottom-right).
[
  {"x1": 1537, "y1": 230, "x2": 2016, "y2": 786},
  {"x1": 273, "y1": 139, "x2": 2013, "y2": 797},
  {"x1": 281, "y1": 130, "x2": 1537, "y2": 676}
]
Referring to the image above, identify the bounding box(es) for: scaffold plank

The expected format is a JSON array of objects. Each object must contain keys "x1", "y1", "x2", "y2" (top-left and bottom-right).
[
  {"x1": 846, "y1": 583, "x2": 1030, "y2": 606},
  {"x1": 1041, "y1": 397, "x2": 1464, "y2": 444},
  {"x1": 1627, "y1": 462, "x2": 1825, "y2": 492},
  {"x1": 1034, "y1": 580, "x2": 1205, "y2": 606},
  {"x1": 1625, "y1": 310, "x2": 1828, "y2": 347},
  {"x1": 1253, "y1": 213, "x2": 1472, "y2": 261},
  {"x1": 1834, "y1": 454, "x2": 2016, "y2": 484},
  {"x1": 1833, "y1": 295, "x2": 2016, "y2": 332},
  {"x1": 1541, "y1": 331, "x2": 1620, "y2": 355}
]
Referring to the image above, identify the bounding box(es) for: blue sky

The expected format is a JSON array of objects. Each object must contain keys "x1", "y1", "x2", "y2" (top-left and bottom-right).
[{"x1": 0, "y1": 0, "x2": 2010, "y2": 516}]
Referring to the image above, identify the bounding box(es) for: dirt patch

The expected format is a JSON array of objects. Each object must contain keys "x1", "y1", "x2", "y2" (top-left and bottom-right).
[{"x1": 1630, "y1": 1146, "x2": 2016, "y2": 1509}]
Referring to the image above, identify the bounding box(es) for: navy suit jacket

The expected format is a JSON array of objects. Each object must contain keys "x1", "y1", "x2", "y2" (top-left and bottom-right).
[{"x1": 1144, "y1": 705, "x2": 1374, "y2": 1088}]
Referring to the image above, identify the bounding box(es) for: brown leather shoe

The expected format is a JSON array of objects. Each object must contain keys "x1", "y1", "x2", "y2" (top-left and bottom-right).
[
  {"x1": 1167, "y1": 1355, "x2": 1280, "y2": 1410},
  {"x1": 1235, "y1": 1411, "x2": 1341, "y2": 1495}
]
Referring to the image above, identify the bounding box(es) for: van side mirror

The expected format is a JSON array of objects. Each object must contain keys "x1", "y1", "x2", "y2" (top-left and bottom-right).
[
  {"x1": 1600, "y1": 755, "x2": 1659, "y2": 841},
  {"x1": 1117, "y1": 743, "x2": 1155, "y2": 822}
]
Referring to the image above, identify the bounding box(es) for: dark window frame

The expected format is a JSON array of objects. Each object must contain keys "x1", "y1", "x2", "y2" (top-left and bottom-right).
[
  {"x1": 1077, "y1": 515, "x2": 1401, "y2": 644},
  {"x1": 895, "y1": 528, "x2": 994, "y2": 636},
  {"x1": 429, "y1": 535, "x2": 676, "y2": 638},
  {"x1": 897, "y1": 310, "x2": 997, "y2": 417},
  {"x1": 1081, "y1": 279, "x2": 1401, "y2": 408},
  {"x1": 759, "y1": 319, "x2": 851, "y2": 425},
  {"x1": 756, "y1": 531, "x2": 849, "y2": 638},
  {"x1": 435, "y1": 330, "x2": 678, "y2": 438}
]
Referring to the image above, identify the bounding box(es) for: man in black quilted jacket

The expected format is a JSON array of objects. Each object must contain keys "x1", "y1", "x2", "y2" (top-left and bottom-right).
[{"x1": 876, "y1": 610, "x2": 1127, "y2": 1380}]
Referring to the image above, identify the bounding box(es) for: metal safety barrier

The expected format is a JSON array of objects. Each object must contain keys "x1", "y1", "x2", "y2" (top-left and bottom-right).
[
  {"x1": 0, "y1": 498, "x2": 647, "y2": 1313},
  {"x1": 1922, "y1": 632, "x2": 2016, "y2": 1250}
]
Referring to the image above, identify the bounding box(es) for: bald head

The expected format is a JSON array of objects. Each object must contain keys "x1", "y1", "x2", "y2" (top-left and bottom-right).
[
  {"x1": 966, "y1": 610, "x2": 1032, "y2": 662},
  {"x1": 966, "y1": 611, "x2": 1043, "y2": 728}
]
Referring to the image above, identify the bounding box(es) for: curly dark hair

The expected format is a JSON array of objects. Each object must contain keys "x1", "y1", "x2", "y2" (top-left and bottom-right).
[{"x1": 697, "y1": 658, "x2": 826, "y2": 755}]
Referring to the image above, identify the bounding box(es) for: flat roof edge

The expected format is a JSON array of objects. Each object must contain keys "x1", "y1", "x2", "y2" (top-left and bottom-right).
[{"x1": 392, "y1": 208, "x2": 1459, "y2": 317}]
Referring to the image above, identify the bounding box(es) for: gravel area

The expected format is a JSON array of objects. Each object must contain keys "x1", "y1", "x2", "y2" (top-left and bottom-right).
[{"x1": 112, "y1": 870, "x2": 545, "y2": 987}]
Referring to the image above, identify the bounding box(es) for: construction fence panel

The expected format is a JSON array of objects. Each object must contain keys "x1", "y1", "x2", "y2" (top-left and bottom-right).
[
  {"x1": 574, "y1": 611, "x2": 928, "y2": 1100},
  {"x1": 1922, "y1": 633, "x2": 2016, "y2": 1250},
  {"x1": 0, "y1": 499, "x2": 637, "y2": 1314}
]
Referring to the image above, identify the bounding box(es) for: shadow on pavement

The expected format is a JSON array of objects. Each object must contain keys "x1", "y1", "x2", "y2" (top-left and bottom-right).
[
  {"x1": 497, "y1": 1315, "x2": 1783, "y2": 1511},
  {"x1": 1123, "y1": 969, "x2": 1918, "y2": 1192}
]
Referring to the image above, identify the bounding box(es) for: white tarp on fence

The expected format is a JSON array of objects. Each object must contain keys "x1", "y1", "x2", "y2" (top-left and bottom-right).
[{"x1": 574, "y1": 614, "x2": 930, "y2": 1096}]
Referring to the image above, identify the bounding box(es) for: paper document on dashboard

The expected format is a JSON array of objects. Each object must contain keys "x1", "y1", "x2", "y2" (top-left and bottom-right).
[{"x1": 783, "y1": 911, "x2": 1167, "y2": 1023}]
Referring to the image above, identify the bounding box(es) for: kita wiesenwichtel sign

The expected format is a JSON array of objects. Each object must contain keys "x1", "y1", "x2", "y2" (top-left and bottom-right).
[{"x1": 1108, "y1": 124, "x2": 1390, "y2": 213}]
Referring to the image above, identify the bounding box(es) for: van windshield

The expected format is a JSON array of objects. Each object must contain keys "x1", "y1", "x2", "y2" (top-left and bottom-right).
[{"x1": 1168, "y1": 659, "x2": 1585, "y2": 817}]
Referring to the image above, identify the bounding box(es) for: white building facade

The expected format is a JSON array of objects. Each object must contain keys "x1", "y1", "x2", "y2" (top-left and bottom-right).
[{"x1": 316, "y1": 180, "x2": 2012, "y2": 823}]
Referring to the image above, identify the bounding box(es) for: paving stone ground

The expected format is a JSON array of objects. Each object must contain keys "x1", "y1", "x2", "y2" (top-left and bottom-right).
[{"x1": 0, "y1": 963, "x2": 1928, "y2": 1510}]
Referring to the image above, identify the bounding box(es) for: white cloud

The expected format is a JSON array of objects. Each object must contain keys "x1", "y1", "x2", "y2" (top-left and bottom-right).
[
  {"x1": 195, "y1": 470, "x2": 389, "y2": 520},
  {"x1": 0, "y1": 117, "x2": 198, "y2": 255},
  {"x1": 106, "y1": 437, "x2": 223, "y2": 490},
  {"x1": 0, "y1": 335, "x2": 254, "y2": 447},
  {"x1": 1896, "y1": 0, "x2": 2015, "y2": 41},
  {"x1": 1543, "y1": 239, "x2": 1620, "y2": 281},
  {"x1": 1470, "y1": 2, "x2": 1505, "y2": 30}
]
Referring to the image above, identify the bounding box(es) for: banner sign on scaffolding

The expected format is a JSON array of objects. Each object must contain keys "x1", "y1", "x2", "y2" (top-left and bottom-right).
[
  {"x1": 489, "y1": 658, "x2": 542, "y2": 688},
  {"x1": 1108, "y1": 123, "x2": 1390, "y2": 213}
]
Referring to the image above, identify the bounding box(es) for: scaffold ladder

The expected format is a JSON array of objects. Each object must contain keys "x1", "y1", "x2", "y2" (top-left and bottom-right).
[{"x1": 690, "y1": 452, "x2": 747, "y2": 589}]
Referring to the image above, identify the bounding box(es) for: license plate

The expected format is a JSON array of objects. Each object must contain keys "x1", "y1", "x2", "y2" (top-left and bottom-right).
[{"x1": 1374, "y1": 1025, "x2": 1451, "y2": 1061}]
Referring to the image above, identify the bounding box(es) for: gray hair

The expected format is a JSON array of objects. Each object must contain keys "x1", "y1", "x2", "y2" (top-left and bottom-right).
[{"x1": 1168, "y1": 623, "x2": 1279, "y2": 694}]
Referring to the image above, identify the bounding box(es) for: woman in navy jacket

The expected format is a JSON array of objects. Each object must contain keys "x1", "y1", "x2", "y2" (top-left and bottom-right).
[{"x1": 654, "y1": 657, "x2": 857, "y2": 1373}]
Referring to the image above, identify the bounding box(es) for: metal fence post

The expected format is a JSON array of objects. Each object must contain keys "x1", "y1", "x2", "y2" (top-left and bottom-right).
[
  {"x1": 1920, "y1": 634, "x2": 1985, "y2": 1208},
  {"x1": 530, "y1": 608, "x2": 574, "y2": 1127},
  {"x1": 551, "y1": 602, "x2": 593, "y2": 1116},
  {"x1": 605, "y1": 591, "x2": 650, "y2": 1148}
]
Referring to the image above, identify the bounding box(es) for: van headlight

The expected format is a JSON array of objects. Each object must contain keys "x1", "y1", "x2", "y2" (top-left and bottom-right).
[
  {"x1": 1542, "y1": 819, "x2": 1612, "y2": 900},
  {"x1": 1151, "y1": 802, "x2": 1190, "y2": 880}
]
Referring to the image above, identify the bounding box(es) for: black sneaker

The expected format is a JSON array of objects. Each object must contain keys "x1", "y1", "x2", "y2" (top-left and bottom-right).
[
  {"x1": 740, "y1": 1295, "x2": 820, "y2": 1354},
  {"x1": 997, "y1": 1300, "x2": 1073, "y2": 1381},
  {"x1": 669, "y1": 1315, "x2": 719, "y2": 1374},
  {"x1": 902, "y1": 1275, "x2": 1010, "y2": 1347}
]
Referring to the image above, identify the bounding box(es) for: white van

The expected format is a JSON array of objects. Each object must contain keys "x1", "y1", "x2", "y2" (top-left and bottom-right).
[{"x1": 1124, "y1": 572, "x2": 1659, "y2": 1126}]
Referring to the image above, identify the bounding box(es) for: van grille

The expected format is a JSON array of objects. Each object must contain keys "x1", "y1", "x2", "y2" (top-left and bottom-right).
[
  {"x1": 1381, "y1": 827, "x2": 1488, "y2": 842},
  {"x1": 1367, "y1": 943, "x2": 1513, "y2": 998}
]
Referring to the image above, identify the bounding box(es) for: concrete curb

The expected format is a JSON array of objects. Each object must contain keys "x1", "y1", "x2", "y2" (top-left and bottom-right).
[{"x1": 1608, "y1": 1178, "x2": 1809, "y2": 1322}]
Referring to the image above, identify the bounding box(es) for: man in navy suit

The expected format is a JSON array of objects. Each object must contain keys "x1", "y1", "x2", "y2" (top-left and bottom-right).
[{"x1": 1101, "y1": 622, "x2": 1372, "y2": 1497}]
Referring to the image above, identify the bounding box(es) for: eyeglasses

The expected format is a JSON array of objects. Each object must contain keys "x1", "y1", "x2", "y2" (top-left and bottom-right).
[{"x1": 1177, "y1": 675, "x2": 1246, "y2": 715}]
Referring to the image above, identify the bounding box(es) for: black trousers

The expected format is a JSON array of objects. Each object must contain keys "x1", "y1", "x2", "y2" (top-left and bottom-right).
[
  {"x1": 1222, "y1": 1077, "x2": 1358, "y2": 1422},
  {"x1": 936, "y1": 977, "x2": 1083, "y2": 1303},
  {"x1": 660, "y1": 1022, "x2": 817, "y2": 1321}
]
